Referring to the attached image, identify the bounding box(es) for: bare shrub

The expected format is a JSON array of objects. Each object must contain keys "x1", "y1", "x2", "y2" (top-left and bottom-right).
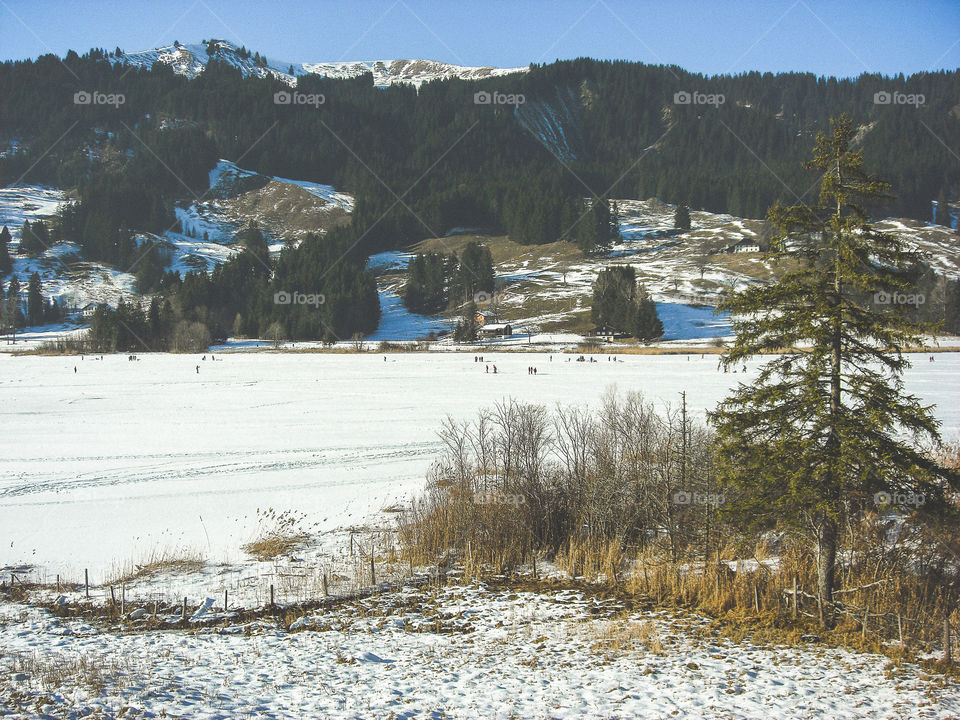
[{"x1": 169, "y1": 320, "x2": 211, "y2": 353}]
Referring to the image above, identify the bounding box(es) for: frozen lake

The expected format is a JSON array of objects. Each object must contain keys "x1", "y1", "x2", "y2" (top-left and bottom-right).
[{"x1": 1, "y1": 351, "x2": 957, "y2": 578}]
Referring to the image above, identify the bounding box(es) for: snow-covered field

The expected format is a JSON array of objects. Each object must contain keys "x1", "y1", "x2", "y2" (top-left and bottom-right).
[{"x1": 2, "y1": 351, "x2": 957, "y2": 580}]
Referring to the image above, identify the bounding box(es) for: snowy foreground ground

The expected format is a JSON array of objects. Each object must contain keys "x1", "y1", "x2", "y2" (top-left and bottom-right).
[
  {"x1": 1, "y1": 351, "x2": 959, "y2": 718},
  {"x1": 2, "y1": 584, "x2": 958, "y2": 719}
]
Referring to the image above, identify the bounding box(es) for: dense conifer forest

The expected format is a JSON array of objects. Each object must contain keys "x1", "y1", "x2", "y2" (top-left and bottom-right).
[{"x1": 0, "y1": 48, "x2": 957, "y2": 342}]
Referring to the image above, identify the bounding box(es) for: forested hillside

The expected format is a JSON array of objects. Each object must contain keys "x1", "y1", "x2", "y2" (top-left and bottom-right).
[{"x1": 1, "y1": 46, "x2": 957, "y2": 341}]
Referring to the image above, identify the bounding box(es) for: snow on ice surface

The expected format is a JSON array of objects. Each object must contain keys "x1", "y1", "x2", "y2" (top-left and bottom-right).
[
  {"x1": 657, "y1": 301, "x2": 732, "y2": 340},
  {"x1": 1, "y1": 587, "x2": 957, "y2": 719},
  {"x1": 1, "y1": 352, "x2": 957, "y2": 582}
]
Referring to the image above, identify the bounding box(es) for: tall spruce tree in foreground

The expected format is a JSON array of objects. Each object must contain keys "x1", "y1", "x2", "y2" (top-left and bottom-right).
[{"x1": 710, "y1": 115, "x2": 956, "y2": 627}]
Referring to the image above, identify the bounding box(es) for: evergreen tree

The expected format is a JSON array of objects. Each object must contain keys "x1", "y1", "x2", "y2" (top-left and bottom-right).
[
  {"x1": 632, "y1": 285, "x2": 663, "y2": 341},
  {"x1": 453, "y1": 299, "x2": 479, "y2": 342},
  {"x1": 674, "y1": 203, "x2": 691, "y2": 231},
  {"x1": 591, "y1": 266, "x2": 636, "y2": 332},
  {"x1": 710, "y1": 115, "x2": 957, "y2": 627},
  {"x1": 936, "y1": 187, "x2": 953, "y2": 228},
  {"x1": 26, "y1": 272, "x2": 43, "y2": 326},
  {"x1": 609, "y1": 201, "x2": 621, "y2": 241},
  {"x1": 0, "y1": 226, "x2": 11, "y2": 274}
]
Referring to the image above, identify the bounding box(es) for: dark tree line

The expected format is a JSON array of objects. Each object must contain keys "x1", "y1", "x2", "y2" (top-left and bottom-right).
[{"x1": 404, "y1": 241, "x2": 494, "y2": 314}]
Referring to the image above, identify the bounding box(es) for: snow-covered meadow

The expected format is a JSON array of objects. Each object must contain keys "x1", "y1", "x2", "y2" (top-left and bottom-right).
[{"x1": 2, "y1": 351, "x2": 958, "y2": 580}]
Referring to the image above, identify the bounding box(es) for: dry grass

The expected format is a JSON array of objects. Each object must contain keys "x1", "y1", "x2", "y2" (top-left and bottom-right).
[
  {"x1": 589, "y1": 619, "x2": 664, "y2": 654},
  {"x1": 106, "y1": 547, "x2": 205, "y2": 585},
  {"x1": 242, "y1": 508, "x2": 312, "y2": 561},
  {"x1": 8, "y1": 650, "x2": 137, "y2": 695}
]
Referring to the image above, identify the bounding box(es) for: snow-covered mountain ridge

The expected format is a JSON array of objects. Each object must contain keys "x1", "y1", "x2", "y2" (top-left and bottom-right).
[{"x1": 112, "y1": 40, "x2": 527, "y2": 89}]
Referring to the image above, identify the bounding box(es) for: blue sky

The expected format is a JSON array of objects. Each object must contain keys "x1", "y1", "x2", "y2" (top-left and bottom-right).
[{"x1": 1, "y1": 0, "x2": 957, "y2": 77}]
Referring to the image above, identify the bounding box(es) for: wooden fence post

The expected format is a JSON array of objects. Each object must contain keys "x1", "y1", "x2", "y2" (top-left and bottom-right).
[
  {"x1": 370, "y1": 555, "x2": 376, "y2": 586},
  {"x1": 270, "y1": 584, "x2": 274, "y2": 608},
  {"x1": 224, "y1": 589, "x2": 228, "y2": 612},
  {"x1": 85, "y1": 569, "x2": 89, "y2": 599},
  {"x1": 792, "y1": 575, "x2": 798, "y2": 620},
  {"x1": 56, "y1": 574, "x2": 60, "y2": 594},
  {"x1": 182, "y1": 596, "x2": 187, "y2": 621},
  {"x1": 946, "y1": 613, "x2": 953, "y2": 664},
  {"x1": 322, "y1": 573, "x2": 328, "y2": 597}
]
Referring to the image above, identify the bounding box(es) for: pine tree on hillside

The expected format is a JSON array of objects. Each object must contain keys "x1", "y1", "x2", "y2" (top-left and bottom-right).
[
  {"x1": 710, "y1": 115, "x2": 958, "y2": 627},
  {"x1": 632, "y1": 285, "x2": 663, "y2": 341},
  {"x1": 610, "y1": 201, "x2": 621, "y2": 241},
  {"x1": 5, "y1": 274, "x2": 22, "y2": 329},
  {"x1": 453, "y1": 299, "x2": 479, "y2": 342},
  {"x1": 674, "y1": 203, "x2": 691, "y2": 231},
  {"x1": 26, "y1": 272, "x2": 44, "y2": 326},
  {"x1": 936, "y1": 187, "x2": 953, "y2": 228},
  {"x1": 591, "y1": 266, "x2": 636, "y2": 332},
  {"x1": 0, "y1": 226, "x2": 12, "y2": 274},
  {"x1": 20, "y1": 220, "x2": 50, "y2": 256}
]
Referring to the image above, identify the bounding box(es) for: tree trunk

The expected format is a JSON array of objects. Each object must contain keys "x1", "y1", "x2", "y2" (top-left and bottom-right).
[{"x1": 816, "y1": 518, "x2": 838, "y2": 628}]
